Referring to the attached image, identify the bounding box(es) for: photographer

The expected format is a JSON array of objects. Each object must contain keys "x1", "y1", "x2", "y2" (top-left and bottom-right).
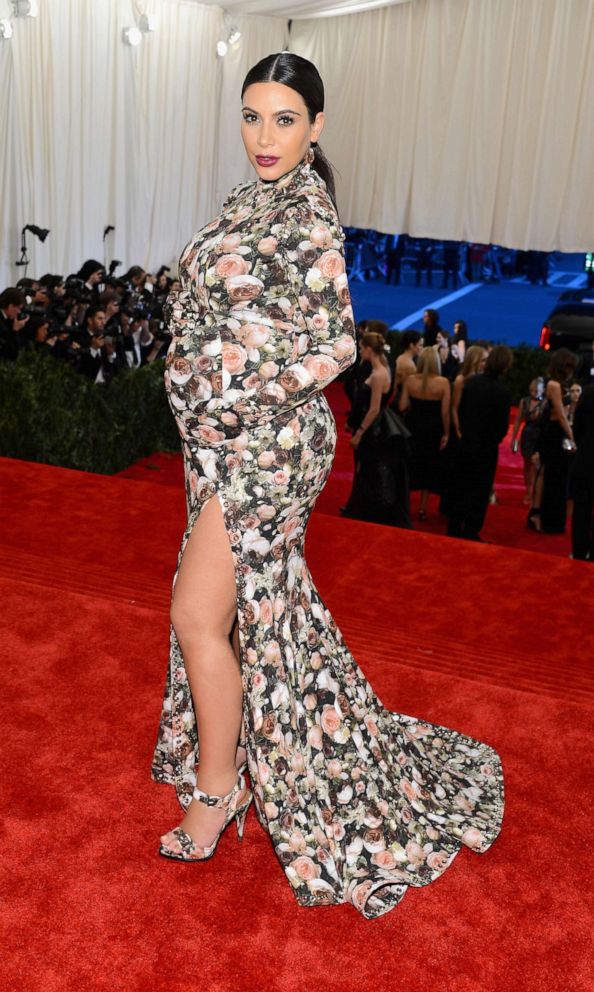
[
  {"x1": 76, "y1": 305, "x2": 119, "y2": 383},
  {"x1": 76, "y1": 259, "x2": 104, "y2": 298},
  {"x1": 0, "y1": 288, "x2": 29, "y2": 360}
]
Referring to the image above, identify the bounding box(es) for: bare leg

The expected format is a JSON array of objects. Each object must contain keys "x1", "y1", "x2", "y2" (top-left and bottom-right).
[
  {"x1": 162, "y1": 496, "x2": 243, "y2": 848},
  {"x1": 231, "y1": 620, "x2": 247, "y2": 771},
  {"x1": 419, "y1": 490, "x2": 428, "y2": 518}
]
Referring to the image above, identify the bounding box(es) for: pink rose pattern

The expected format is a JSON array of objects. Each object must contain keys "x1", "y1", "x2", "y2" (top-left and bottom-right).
[{"x1": 151, "y1": 160, "x2": 504, "y2": 919}]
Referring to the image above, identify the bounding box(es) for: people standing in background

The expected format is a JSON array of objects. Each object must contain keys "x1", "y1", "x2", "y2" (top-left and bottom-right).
[
  {"x1": 344, "y1": 319, "x2": 391, "y2": 419},
  {"x1": 415, "y1": 239, "x2": 434, "y2": 287},
  {"x1": 442, "y1": 242, "x2": 460, "y2": 289},
  {"x1": 440, "y1": 345, "x2": 488, "y2": 517},
  {"x1": 0, "y1": 288, "x2": 30, "y2": 360},
  {"x1": 538, "y1": 350, "x2": 578, "y2": 534},
  {"x1": 511, "y1": 378, "x2": 546, "y2": 506},
  {"x1": 422, "y1": 308, "x2": 442, "y2": 347},
  {"x1": 445, "y1": 346, "x2": 512, "y2": 541},
  {"x1": 344, "y1": 332, "x2": 411, "y2": 528},
  {"x1": 452, "y1": 319, "x2": 469, "y2": 362},
  {"x1": 394, "y1": 329, "x2": 422, "y2": 398},
  {"x1": 468, "y1": 244, "x2": 489, "y2": 282},
  {"x1": 399, "y1": 347, "x2": 450, "y2": 520},
  {"x1": 385, "y1": 234, "x2": 408, "y2": 286},
  {"x1": 568, "y1": 383, "x2": 582, "y2": 426},
  {"x1": 451, "y1": 346, "x2": 488, "y2": 440},
  {"x1": 570, "y1": 384, "x2": 594, "y2": 560},
  {"x1": 435, "y1": 330, "x2": 462, "y2": 382}
]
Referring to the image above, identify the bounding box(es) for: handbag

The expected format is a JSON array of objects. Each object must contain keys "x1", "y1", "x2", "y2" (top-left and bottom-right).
[{"x1": 371, "y1": 406, "x2": 411, "y2": 444}]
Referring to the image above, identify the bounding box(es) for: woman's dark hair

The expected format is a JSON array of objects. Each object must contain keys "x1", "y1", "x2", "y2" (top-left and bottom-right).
[
  {"x1": 485, "y1": 345, "x2": 513, "y2": 378},
  {"x1": 241, "y1": 52, "x2": 337, "y2": 208},
  {"x1": 401, "y1": 329, "x2": 421, "y2": 350},
  {"x1": 547, "y1": 347, "x2": 578, "y2": 384},
  {"x1": 453, "y1": 319, "x2": 468, "y2": 342}
]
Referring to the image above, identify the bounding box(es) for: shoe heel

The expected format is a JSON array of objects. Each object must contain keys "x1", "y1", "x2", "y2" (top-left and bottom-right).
[{"x1": 235, "y1": 794, "x2": 252, "y2": 841}]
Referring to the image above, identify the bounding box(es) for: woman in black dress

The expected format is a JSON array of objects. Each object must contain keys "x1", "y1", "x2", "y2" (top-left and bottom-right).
[
  {"x1": 511, "y1": 378, "x2": 545, "y2": 505},
  {"x1": 343, "y1": 331, "x2": 411, "y2": 527},
  {"x1": 538, "y1": 350, "x2": 577, "y2": 534},
  {"x1": 399, "y1": 347, "x2": 450, "y2": 519}
]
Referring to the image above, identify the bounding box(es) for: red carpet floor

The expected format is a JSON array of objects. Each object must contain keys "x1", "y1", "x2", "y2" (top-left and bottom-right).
[
  {"x1": 1, "y1": 455, "x2": 594, "y2": 992},
  {"x1": 118, "y1": 382, "x2": 571, "y2": 559}
]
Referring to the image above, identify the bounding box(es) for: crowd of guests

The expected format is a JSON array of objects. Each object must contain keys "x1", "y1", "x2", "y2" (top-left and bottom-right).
[
  {"x1": 342, "y1": 313, "x2": 594, "y2": 561},
  {"x1": 0, "y1": 259, "x2": 178, "y2": 382},
  {"x1": 345, "y1": 231, "x2": 555, "y2": 287}
]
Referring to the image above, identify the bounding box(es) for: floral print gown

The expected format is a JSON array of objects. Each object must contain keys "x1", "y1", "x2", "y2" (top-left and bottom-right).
[{"x1": 151, "y1": 158, "x2": 504, "y2": 919}]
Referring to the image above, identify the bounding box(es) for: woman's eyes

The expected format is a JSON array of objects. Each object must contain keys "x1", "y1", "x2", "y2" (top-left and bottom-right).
[{"x1": 242, "y1": 114, "x2": 295, "y2": 127}]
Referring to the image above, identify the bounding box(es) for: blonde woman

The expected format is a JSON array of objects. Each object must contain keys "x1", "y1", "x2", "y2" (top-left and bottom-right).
[
  {"x1": 399, "y1": 347, "x2": 450, "y2": 519},
  {"x1": 452, "y1": 345, "x2": 488, "y2": 439}
]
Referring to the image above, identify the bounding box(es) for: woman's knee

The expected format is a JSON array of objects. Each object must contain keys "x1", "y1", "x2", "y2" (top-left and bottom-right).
[{"x1": 170, "y1": 595, "x2": 234, "y2": 651}]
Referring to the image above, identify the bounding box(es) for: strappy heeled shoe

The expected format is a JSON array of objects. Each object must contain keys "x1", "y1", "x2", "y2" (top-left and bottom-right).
[{"x1": 159, "y1": 771, "x2": 253, "y2": 862}]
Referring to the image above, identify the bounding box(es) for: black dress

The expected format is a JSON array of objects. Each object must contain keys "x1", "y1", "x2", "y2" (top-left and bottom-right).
[
  {"x1": 445, "y1": 372, "x2": 511, "y2": 540},
  {"x1": 539, "y1": 398, "x2": 571, "y2": 534},
  {"x1": 344, "y1": 383, "x2": 411, "y2": 528},
  {"x1": 407, "y1": 396, "x2": 444, "y2": 493}
]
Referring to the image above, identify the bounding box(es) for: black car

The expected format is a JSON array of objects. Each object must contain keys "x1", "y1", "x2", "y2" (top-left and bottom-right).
[{"x1": 539, "y1": 289, "x2": 594, "y2": 354}]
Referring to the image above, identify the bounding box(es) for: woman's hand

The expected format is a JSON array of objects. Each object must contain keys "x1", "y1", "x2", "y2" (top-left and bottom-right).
[{"x1": 350, "y1": 429, "x2": 363, "y2": 450}]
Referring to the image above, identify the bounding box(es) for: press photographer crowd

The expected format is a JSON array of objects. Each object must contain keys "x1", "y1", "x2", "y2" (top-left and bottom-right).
[{"x1": 0, "y1": 259, "x2": 176, "y2": 380}]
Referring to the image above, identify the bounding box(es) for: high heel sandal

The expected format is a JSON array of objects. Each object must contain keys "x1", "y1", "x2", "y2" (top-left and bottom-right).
[
  {"x1": 159, "y1": 771, "x2": 253, "y2": 862},
  {"x1": 527, "y1": 508, "x2": 542, "y2": 532}
]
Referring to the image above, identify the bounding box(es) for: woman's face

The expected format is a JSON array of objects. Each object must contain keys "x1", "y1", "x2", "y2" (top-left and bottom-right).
[
  {"x1": 570, "y1": 384, "x2": 582, "y2": 403},
  {"x1": 241, "y1": 82, "x2": 324, "y2": 182},
  {"x1": 478, "y1": 350, "x2": 488, "y2": 372}
]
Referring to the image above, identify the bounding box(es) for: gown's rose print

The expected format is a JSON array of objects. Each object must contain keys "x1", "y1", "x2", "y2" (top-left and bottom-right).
[{"x1": 151, "y1": 159, "x2": 504, "y2": 920}]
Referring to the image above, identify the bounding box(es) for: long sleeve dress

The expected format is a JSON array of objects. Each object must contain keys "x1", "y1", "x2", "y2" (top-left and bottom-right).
[{"x1": 150, "y1": 158, "x2": 504, "y2": 919}]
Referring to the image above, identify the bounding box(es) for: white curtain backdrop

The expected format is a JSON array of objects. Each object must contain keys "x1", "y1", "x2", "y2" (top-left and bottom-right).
[
  {"x1": 0, "y1": 0, "x2": 285, "y2": 285},
  {"x1": 1, "y1": 0, "x2": 593, "y2": 288},
  {"x1": 290, "y1": 0, "x2": 594, "y2": 250}
]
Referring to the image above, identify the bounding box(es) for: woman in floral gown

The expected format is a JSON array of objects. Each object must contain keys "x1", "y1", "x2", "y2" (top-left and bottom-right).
[{"x1": 151, "y1": 52, "x2": 504, "y2": 919}]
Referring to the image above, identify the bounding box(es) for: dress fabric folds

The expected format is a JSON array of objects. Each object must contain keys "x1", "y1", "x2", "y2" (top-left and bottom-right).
[{"x1": 150, "y1": 159, "x2": 504, "y2": 919}]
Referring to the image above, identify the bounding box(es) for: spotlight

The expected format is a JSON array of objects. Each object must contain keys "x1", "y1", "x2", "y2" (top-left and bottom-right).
[
  {"x1": 228, "y1": 27, "x2": 241, "y2": 47},
  {"x1": 25, "y1": 224, "x2": 50, "y2": 242},
  {"x1": 139, "y1": 13, "x2": 158, "y2": 33},
  {"x1": 0, "y1": 19, "x2": 13, "y2": 39},
  {"x1": 12, "y1": 0, "x2": 38, "y2": 15},
  {"x1": 216, "y1": 39, "x2": 228, "y2": 57},
  {"x1": 122, "y1": 26, "x2": 142, "y2": 46},
  {"x1": 15, "y1": 224, "x2": 50, "y2": 274}
]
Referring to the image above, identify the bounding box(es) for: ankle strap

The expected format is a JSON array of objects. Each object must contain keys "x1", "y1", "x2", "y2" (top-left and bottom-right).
[{"x1": 193, "y1": 772, "x2": 244, "y2": 808}]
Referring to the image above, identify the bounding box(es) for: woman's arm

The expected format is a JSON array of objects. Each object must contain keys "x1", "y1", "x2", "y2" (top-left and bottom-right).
[
  {"x1": 398, "y1": 376, "x2": 410, "y2": 412},
  {"x1": 511, "y1": 398, "x2": 525, "y2": 447},
  {"x1": 546, "y1": 381, "x2": 574, "y2": 441},
  {"x1": 451, "y1": 375, "x2": 464, "y2": 438},
  {"x1": 440, "y1": 378, "x2": 451, "y2": 449},
  {"x1": 213, "y1": 195, "x2": 357, "y2": 425},
  {"x1": 351, "y1": 372, "x2": 384, "y2": 449}
]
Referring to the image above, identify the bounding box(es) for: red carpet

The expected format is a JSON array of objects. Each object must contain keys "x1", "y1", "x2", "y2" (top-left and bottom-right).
[
  {"x1": 118, "y1": 383, "x2": 571, "y2": 559},
  {"x1": 1, "y1": 455, "x2": 593, "y2": 992}
]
